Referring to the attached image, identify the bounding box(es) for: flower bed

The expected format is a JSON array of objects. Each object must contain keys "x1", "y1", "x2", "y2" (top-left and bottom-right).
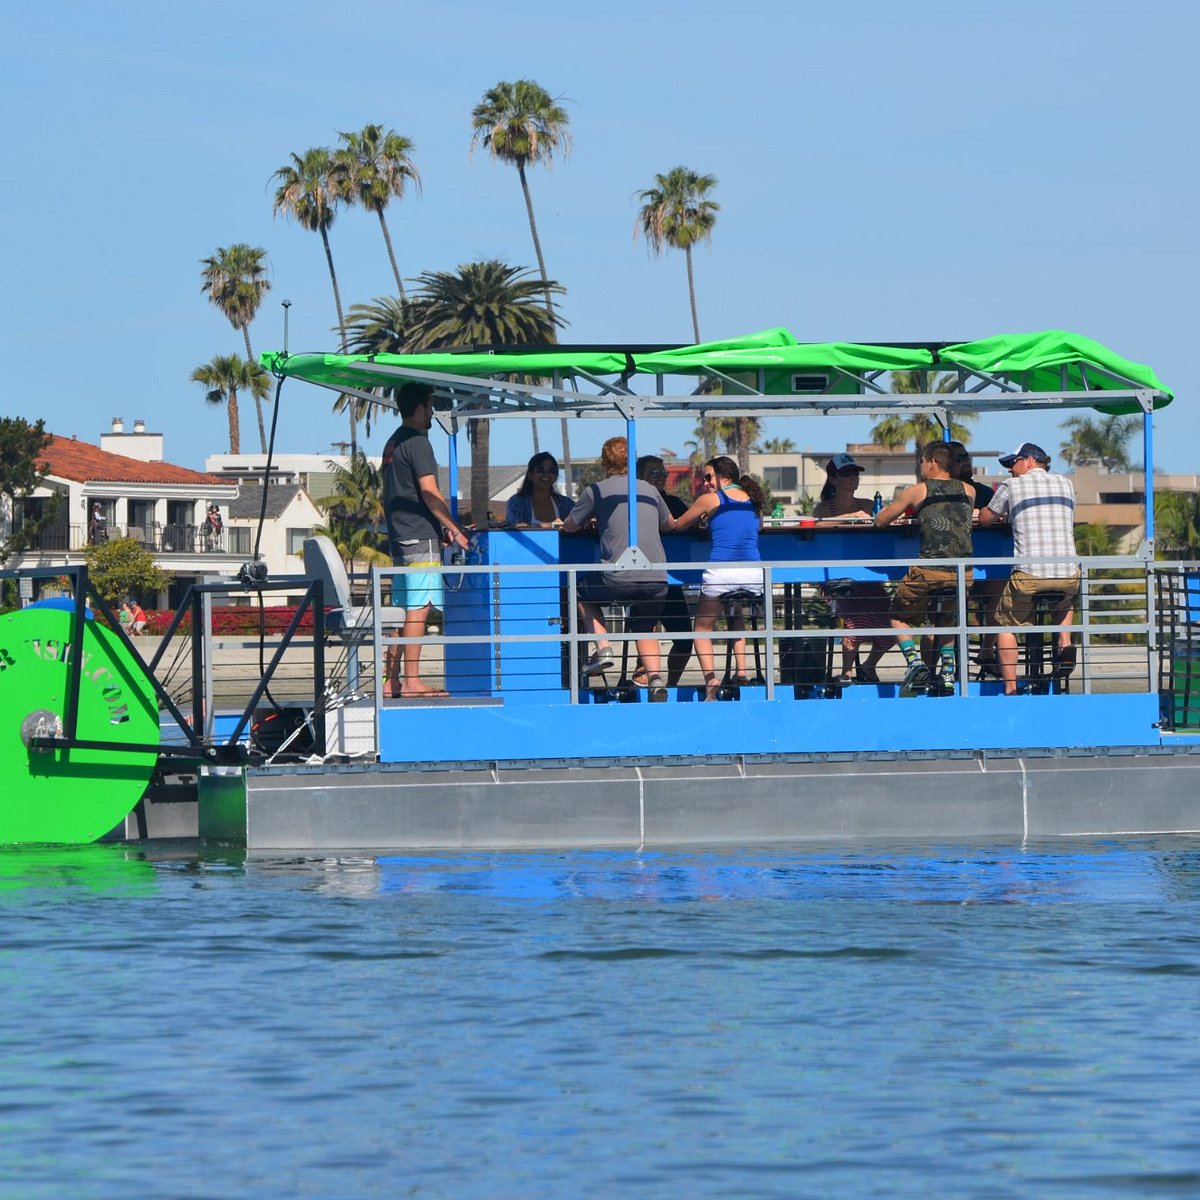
[{"x1": 141, "y1": 605, "x2": 318, "y2": 637}]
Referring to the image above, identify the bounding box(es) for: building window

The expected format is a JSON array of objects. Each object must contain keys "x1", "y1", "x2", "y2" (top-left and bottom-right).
[
  {"x1": 763, "y1": 466, "x2": 798, "y2": 492},
  {"x1": 228, "y1": 527, "x2": 251, "y2": 555},
  {"x1": 286, "y1": 528, "x2": 310, "y2": 557}
]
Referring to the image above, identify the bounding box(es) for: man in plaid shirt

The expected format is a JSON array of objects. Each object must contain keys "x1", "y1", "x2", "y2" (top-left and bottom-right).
[{"x1": 978, "y1": 442, "x2": 1079, "y2": 694}]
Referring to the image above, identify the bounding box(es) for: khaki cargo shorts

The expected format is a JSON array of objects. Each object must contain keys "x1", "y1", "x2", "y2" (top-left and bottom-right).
[
  {"x1": 994, "y1": 569, "x2": 1079, "y2": 627},
  {"x1": 891, "y1": 564, "x2": 972, "y2": 625}
]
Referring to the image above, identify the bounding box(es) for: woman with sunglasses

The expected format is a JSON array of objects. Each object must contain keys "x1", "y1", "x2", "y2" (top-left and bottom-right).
[
  {"x1": 814, "y1": 452, "x2": 873, "y2": 519},
  {"x1": 505, "y1": 452, "x2": 574, "y2": 526},
  {"x1": 670, "y1": 456, "x2": 765, "y2": 700}
]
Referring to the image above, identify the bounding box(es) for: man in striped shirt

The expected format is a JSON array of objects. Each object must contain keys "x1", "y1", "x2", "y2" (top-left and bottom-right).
[{"x1": 978, "y1": 442, "x2": 1079, "y2": 695}]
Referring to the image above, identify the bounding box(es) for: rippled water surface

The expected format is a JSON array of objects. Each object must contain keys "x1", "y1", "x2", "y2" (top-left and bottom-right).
[{"x1": 3, "y1": 837, "x2": 1200, "y2": 1198}]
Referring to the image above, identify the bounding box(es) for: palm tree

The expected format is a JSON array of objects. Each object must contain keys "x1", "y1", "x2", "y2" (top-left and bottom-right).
[
  {"x1": 314, "y1": 450, "x2": 391, "y2": 568},
  {"x1": 471, "y1": 80, "x2": 570, "y2": 314},
  {"x1": 271, "y1": 147, "x2": 356, "y2": 451},
  {"x1": 757, "y1": 437, "x2": 797, "y2": 453},
  {"x1": 190, "y1": 354, "x2": 269, "y2": 455},
  {"x1": 335, "y1": 124, "x2": 420, "y2": 301},
  {"x1": 407, "y1": 261, "x2": 565, "y2": 524},
  {"x1": 345, "y1": 296, "x2": 414, "y2": 356},
  {"x1": 870, "y1": 370, "x2": 975, "y2": 449},
  {"x1": 1059, "y1": 415, "x2": 1139, "y2": 472},
  {"x1": 1155, "y1": 492, "x2": 1200, "y2": 560},
  {"x1": 636, "y1": 166, "x2": 722, "y2": 463},
  {"x1": 200, "y1": 244, "x2": 271, "y2": 452},
  {"x1": 688, "y1": 416, "x2": 759, "y2": 475},
  {"x1": 471, "y1": 79, "x2": 572, "y2": 476},
  {"x1": 340, "y1": 296, "x2": 420, "y2": 439},
  {"x1": 635, "y1": 167, "x2": 719, "y2": 344}
]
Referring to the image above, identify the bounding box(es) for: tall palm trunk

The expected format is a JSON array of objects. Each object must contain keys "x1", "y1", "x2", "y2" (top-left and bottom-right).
[
  {"x1": 469, "y1": 418, "x2": 490, "y2": 526},
  {"x1": 227, "y1": 386, "x2": 241, "y2": 455},
  {"x1": 735, "y1": 420, "x2": 750, "y2": 477},
  {"x1": 377, "y1": 211, "x2": 407, "y2": 301},
  {"x1": 518, "y1": 163, "x2": 551, "y2": 313},
  {"x1": 517, "y1": 161, "x2": 571, "y2": 483},
  {"x1": 241, "y1": 325, "x2": 268, "y2": 453},
  {"x1": 685, "y1": 245, "x2": 701, "y2": 343},
  {"x1": 319, "y1": 225, "x2": 356, "y2": 454}
]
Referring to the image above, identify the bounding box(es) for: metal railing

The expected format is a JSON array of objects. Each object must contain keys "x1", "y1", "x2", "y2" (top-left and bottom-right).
[
  {"x1": 16, "y1": 523, "x2": 227, "y2": 554},
  {"x1": 367, "y1": 552, "x2": 1157, "y2": 706}
]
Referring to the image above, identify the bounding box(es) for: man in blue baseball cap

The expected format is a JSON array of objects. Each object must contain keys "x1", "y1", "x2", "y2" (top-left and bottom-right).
[{"x1": 978, "y1": 442, "x2": 1078, "y2": 693}]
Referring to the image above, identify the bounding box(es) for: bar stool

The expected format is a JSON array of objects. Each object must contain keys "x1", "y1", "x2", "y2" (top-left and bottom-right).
[
  {"x1": 716, "y1": 588, "x2": 765, "y2": 701},
  {"x1": 1025, "y1": 590, "x2": 1070, "y2": 694},
  {"x1": 582, "y1": 601, "x2": 639, "y2": 703},
  {"x1": 926, "y1": 584, "x2": 960, "y2": 695}
]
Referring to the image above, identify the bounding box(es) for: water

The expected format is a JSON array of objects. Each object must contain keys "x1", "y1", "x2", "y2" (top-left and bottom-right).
[{"x1": 3, "y1": 838, "x2": 1200, "y2": 1198}]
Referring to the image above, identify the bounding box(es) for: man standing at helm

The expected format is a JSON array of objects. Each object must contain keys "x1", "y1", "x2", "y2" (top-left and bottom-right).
[{"x1": 381, "y1": 382, "x2": 469, "y2": 699}]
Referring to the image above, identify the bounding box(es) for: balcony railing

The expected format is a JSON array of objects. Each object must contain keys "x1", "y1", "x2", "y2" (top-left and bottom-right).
[{"x1": 15, "y1": 523, "x2": 228, "y2": 554}]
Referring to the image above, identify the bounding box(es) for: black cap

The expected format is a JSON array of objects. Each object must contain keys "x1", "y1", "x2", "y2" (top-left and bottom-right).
[{"x1": 998, "y1": 442, "x2": 1050, "y2": 469}]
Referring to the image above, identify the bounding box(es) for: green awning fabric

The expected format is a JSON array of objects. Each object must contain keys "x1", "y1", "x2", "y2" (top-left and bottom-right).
[
  {"x1": 940, "y1": 331, "x2": 1173, "y2": 411},
  {"x1": 261, "y1": 328, "x2": 1172, "y2": 412}
]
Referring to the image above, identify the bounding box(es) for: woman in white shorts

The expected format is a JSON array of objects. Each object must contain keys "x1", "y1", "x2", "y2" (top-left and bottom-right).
[{"x1": 670, "y1": 457, "x2": 764, "y2": 699}]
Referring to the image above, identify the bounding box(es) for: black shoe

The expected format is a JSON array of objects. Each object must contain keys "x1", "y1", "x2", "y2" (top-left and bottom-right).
[
  {"x1": 975, "y1": 653, "x2": 1002, "y2": 680},
  {"x1": 900, "y1": 659, "x2": 932, "y2": 696},
  {"x1": 1054, "y1": 643, "x2": 1077, "y2": 680}
]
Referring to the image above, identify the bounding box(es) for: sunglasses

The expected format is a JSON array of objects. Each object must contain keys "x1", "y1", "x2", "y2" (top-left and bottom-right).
[
  {"x1": 531, "y1": 466, "x2": 558, "y2": 477},
  {"x1": 702, "y1": 473, "x2": 717, "y2": 483},
  {"x1": 836, "y1": 467, "x2": 859, "y2": 477}
]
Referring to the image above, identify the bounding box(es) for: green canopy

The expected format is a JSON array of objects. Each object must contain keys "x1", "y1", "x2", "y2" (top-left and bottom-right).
[
  {"x1": 940, "y1": 331, "x2": 1173, "y2": 413},
  {"x1": 261, "y1": 328, "x2": 1172, "y2": 413}
]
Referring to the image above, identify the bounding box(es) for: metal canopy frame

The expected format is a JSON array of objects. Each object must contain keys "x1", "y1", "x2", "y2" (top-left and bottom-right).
[{"x1": 284, "y1": 356, "x2": 1164, "y2": 423}]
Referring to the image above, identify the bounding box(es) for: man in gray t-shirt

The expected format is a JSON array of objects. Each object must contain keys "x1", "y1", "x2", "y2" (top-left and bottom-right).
[
  {"x1": 380, "y1": 383, "x2": 468, "y2": 699},
  {"x1": 561, "y1": 437, "x2": 671, "y2": 694}
]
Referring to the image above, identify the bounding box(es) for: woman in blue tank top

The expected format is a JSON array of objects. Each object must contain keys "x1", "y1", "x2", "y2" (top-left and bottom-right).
[{"x1": 670, "y1": 456, "x2": 765, "y2": 700}]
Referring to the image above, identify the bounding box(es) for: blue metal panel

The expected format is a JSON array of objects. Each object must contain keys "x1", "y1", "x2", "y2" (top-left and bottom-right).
[
  {"x1": 379, "y1": 691, "x2": 1162, "y2": 763},
  {"x1": 443, "y1": 530, "x2": 566, "y2": 697}
]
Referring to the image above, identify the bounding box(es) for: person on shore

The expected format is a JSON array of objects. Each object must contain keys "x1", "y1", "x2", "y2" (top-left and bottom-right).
[
  {"x1": 130, "y1": 601, "x2": 147, "y2": 635},
  {"x1": 88, "y1": 503, "x2": 107, "y2": 545},
  {"x1": 874, "y1": 442, "x2": 975, "y2": 694},
  {"x1": 814, "y1": 453, "x2": 890, "y2": 683},
  {"x1": 505, "y1": 452, "x2": 574, "y2": 526},
  {"x1": 669, "y1": 456, "x2": 764, "y2": 701},
  {"x1": 118, "y1": 601, "x2": 133, "y2": 633},
  {"x1": 561, "y1": 437, "x2": 672, "y2": 702},
  {"x1": 978, "y1": 441, "x2": 1079, "y2": 695},
  {"x1": 634, "y1": 455, "x2": 693, "y2": 686},
  {"x1": 381, "y1": 381, "x2": 470, "y2": 700},
  {"x1": 204, "y1": 504, "x2": 224, "y2": 551}
]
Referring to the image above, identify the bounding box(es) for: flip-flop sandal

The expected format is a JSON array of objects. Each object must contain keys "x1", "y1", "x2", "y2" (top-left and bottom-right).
[
  {"x1": 631, "y1": 668, "x2": 650, "y2": 688},
  {"x1": 1055, "y1": 644, "x2": 1078, "y2": 677}
]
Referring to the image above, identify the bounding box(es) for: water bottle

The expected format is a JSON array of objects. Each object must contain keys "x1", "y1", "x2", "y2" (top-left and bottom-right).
[
  {"x1": 872, "y1": 491, "x2": 883, "y2": 517},
  {"x1": 771, "y1": 501, "x2": 785, "y2": 526}
]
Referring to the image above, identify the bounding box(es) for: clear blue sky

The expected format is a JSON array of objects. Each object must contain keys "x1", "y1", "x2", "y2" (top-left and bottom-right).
[{"x1": 4, "y1": 0, "x2": 1197, "y2": 474}]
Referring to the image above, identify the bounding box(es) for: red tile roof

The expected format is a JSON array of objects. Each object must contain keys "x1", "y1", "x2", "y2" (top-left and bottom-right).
[{"x1": 42, "y1": 435, "x2": 225, "y2": 486}]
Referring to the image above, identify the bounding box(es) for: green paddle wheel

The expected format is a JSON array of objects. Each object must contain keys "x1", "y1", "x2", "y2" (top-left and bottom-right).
[{"x1": 1, "y1": 606, "x2": 161, "y2": 844}]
